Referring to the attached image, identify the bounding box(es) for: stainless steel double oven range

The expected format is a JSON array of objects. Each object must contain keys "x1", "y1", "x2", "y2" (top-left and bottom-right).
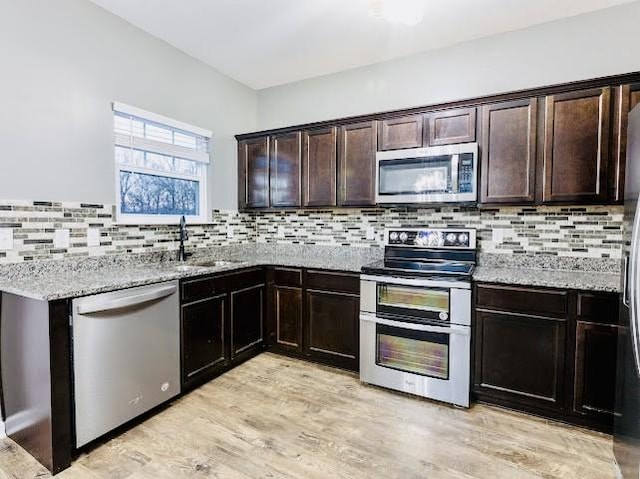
[{"x1": 360, "y1": 228, "x2": 476, "y2": 407}]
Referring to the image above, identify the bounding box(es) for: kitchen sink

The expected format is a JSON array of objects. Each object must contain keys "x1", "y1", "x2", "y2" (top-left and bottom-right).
[
  {"x1": 172, "y1": 264, "x2": 204, "y2": 272},
  {"x1": 190, "y1": 260, "x2": 240, "y2": 268}
]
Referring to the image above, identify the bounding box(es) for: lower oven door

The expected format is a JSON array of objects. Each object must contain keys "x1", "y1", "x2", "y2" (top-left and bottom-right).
[{"x1": 360, "y1": 313, "x2": 470, "y2": 407}]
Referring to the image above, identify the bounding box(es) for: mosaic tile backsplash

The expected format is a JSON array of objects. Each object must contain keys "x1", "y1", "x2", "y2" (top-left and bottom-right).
[{"x1": 0, "y1": 200, "x2": 624, "y2": 264}]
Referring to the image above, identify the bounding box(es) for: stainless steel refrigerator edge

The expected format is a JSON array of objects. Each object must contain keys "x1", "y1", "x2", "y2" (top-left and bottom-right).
[{"x1": 615, "y1": 105, "x2": 640, "y2": 478}]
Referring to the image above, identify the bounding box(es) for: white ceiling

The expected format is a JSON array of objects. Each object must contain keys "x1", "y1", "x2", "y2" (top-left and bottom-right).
[{"x1": 89, "y1": 0, "x2": 635, "y2": 90}]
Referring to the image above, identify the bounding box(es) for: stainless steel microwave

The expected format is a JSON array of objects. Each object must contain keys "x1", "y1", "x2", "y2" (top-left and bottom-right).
[{"x1": 375, "y1": 143, "x2": 478, "y2": 205}]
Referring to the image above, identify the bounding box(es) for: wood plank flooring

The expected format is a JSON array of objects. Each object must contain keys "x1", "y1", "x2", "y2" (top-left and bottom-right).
[{"x1": 0, "y1": 353, "x2": 615, "y2": 478}]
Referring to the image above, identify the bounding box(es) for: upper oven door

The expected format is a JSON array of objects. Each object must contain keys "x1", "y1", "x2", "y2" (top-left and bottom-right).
[
  {"x1": 378, "y1": 283, "x2": 451, "y2": 322},
  {"x1": 376, "y1": 143, "x2": 477, "y2": 204}
]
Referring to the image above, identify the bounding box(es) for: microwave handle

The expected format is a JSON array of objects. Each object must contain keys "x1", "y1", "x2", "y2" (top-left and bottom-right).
[{"x1": 450, "y1": 154, "x2": 459, "y2": 192}]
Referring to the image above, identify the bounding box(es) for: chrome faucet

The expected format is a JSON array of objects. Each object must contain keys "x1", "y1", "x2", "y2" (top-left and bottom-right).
[{"x1": 177, "y1": 215, "x2": 191, "y2": 262}]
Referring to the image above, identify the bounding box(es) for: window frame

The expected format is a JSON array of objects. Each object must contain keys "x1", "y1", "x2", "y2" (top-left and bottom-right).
[{"x1": 112, "y1": 103, "x2": 211, "y2": 225}]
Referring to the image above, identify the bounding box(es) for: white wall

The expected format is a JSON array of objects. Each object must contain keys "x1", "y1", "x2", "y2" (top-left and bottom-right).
[
  {"x1": 256, "y1": 2, "x2": 640, "y2": 130},
  {"x1": 0, "y1": 0, "x2": 257, "y2": 211}
]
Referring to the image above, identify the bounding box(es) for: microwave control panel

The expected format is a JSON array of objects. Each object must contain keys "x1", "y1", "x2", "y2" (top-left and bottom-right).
[{"x1": 458, "y1": 153, "x2": 475, "y2": 193}]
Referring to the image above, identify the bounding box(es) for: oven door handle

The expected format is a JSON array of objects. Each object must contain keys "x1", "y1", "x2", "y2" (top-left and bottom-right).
[{"x1": 360, "y1": 314, "x2": 470, "y2": 336}]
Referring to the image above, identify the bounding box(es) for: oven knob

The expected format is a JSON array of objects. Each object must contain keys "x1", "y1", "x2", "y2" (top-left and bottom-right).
[
  {"x1": 399, "y1": 232, "x2": 408, "y2": 242},
  {"x1": 446, "y1": 233, "x2": 457, "y2": 244},
  {"x1": 458, "y1": 233, "x2": 469, "y2": 245},
  {"x1": 389, "y1": 232, "x2": 399, "y2": 241}
]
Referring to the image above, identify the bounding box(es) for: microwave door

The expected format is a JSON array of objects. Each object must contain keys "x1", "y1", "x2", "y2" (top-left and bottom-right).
[{"x1": 378, "y1": 157, "x2": 451, "y2": 197}]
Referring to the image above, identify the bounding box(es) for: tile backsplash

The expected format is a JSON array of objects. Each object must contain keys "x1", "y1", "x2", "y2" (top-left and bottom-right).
[
  {"x1": 0, "y1": 200, "x2": 253, "y2": 264},
  {"x1": 0, "y1": 200, "x2": 624, "y2": 264}
]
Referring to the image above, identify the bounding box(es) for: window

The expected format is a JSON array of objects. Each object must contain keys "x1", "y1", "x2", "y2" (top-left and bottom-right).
[{"x1": 113, "y1": 102, "x2": 211, "y2": 224}]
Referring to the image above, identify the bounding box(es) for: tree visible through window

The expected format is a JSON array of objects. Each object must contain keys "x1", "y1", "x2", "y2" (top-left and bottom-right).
[{"x1": 113, "y1": 103, "x2": 211, "y2": 224}]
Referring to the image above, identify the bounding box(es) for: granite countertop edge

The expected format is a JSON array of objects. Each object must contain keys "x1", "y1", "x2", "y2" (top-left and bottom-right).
[
  {"x1": 0, "y1": 257, "x2": 367, "y2": 302},
  {"x1": 473, "y1": 265, "x2": 621, "y2": 293},
  {"x1": 0, "y1": 257, "x2": 622, "y2": 302}
]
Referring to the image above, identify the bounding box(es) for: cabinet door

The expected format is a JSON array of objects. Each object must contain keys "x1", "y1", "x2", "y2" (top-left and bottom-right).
[
  {"x1": 273, "y1": 285, "x2": 303, "y2": 353},
  {"x1": 474, "y1": 310, "x2": 566, "y2": 411},
  {"x1": 378, "y1": 115, "x2": 424, "y2": 151},
  {"x1": 426, "y1": 107, "x2": 476, "y2": 146},
  {"x1": 270, "y1": 132, "x2": 302, "y2": 207},
  {"x1": 338, "y1": 121, "x2": 377, "y2": 206},
  {"x1": 303, "y1": 127, "x2": 337, "y2": 206},
  {"x1": 238, "y1": 136, "x2": 270, "y2": 209},
  {"x1": 611, "y1": 83, "x2": 640, "y2": 202},
  {"x1": 231, "y1": 284, "x2": 264, "y2": 358},
  {"x1": 182, "y1": 294, "x2": 227, "y2": 386},
  {"x1": 542, "y1": 88, "x2": 611, "y2": 203},
  {"x1": 480, "y1": 99, "x2": 537, "y2": 204},
  {"x1": 305, "y1": 290, "x2": 359, "y2": 371},
  {"x1": 573, "y1": 321, "x2": 620, "y2": 424}
]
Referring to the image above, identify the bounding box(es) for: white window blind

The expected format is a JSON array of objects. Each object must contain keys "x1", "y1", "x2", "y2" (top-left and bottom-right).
[{"x1": 112, "y1": 102, "x2": 211, "y2": 224}]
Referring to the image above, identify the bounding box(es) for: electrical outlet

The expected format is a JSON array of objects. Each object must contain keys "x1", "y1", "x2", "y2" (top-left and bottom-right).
[
  {"x1": 492, "y1": 228, "x2": 505, "y2": 243},
  {"x1": 366, "y1": 226, "x2": 376, "y2": 240},
  {"x1": 0, "y1": 229, "x2": 13, "y2": 250},
  {"x1": 87, "y1": 228, "x2": 100, "y2": 247},
  {"x1": 54, "y1": 229, "x2": 70, "y2": 249},
  {"x1": 226, "y1": 225, "x2": 234, "y2": 238},
  {"x1": 277, "y1": 226, "x2": 285, "y2": 238}
]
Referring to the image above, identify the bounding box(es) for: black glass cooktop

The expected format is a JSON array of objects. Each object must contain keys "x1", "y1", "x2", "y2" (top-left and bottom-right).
[{"x1": 361, "y1": 259, "x2": 474, "y2": 277}]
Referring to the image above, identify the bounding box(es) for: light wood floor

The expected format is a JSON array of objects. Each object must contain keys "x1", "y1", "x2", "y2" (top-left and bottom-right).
[{"x1": 0, "y1": 353, "x2": 615, "y2": 479}]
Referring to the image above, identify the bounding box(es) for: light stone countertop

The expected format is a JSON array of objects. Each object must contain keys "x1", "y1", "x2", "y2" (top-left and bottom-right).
[
  {"x1": 0, "y1": 246, "x2": 622, "y2": 301},
  {"x1": 472, "y1": 266, "x2": 621, "y2": 293},
  {"x1": 0, "y1": 245, "x2": 382, "y2": 301}
]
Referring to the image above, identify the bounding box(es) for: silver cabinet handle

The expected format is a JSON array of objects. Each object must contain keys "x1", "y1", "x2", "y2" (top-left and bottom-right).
[{"x1": 77, "y1": 284, "x2": 177, "y2": 315}]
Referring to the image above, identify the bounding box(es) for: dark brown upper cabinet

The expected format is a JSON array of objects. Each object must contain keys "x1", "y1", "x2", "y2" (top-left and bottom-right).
[
  {"x1": 238, "y1": 136, "x2": 270, "y2": 209},
  {"x1": 338, "y1": 121, "x2": 377, "y2": 206},
  {"x1": 269, "y1": 131, "x2": 302, "y2": 207},
  {"x1": 611, "y1": 83, "x2": 640, "y2": 202},
  {"x1": 378, "y1": 114, "x2": 424, "y2": 151},
  {"x1": 426, "y1": 107, "x2": 477, "y2": 146},
  {"x1": 480, "y1": 98, "x2": 538, "y2": 204},
  {"x1": 303, "y1": 127, "x2": 337, "y2": 206},
  {"x1": 542, "y1": 87, "x2": 611, "y2": 204}
]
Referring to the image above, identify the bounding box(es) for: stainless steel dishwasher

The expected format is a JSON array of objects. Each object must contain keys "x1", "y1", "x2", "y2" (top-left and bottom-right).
[{"x1": 72, "y1": 281, "x2": 180, "y2": 447}]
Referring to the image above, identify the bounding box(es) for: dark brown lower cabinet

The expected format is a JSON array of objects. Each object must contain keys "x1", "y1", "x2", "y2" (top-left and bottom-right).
[
  {"x1": 474, "y1": 310, "x2": 566, "y2": 411},
  {"x1": 231, "y1": 284, "x2": 265, "y2": 358},
  {"x1": 181, "y1": 268, "x2": 266, "y2": 390},
  {"x1": 305, "y1": 289, "x2": 359, "y2": 371},
  {"x1": 573, "y1": 321, "x2": 619, "y2": 418},
  {"x1": 474, "y1": 283, "x2": 620, "y2": 432},
  {"x1": 182, "y1": 295, "x2": 228, "y2": 387},
  {"x1": 272, "y1": 285, "x2": 303, "y2": 353},
  {"x1": 268, "y1": 268, "x2": 360, "y2": 372}
]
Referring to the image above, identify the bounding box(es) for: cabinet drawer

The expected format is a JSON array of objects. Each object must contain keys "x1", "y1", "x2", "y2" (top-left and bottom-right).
[
  {"x1": 214, "y1": 268, "x2": 265, "y2": 292},
  {"x1": 305, "y1": 270, "x2": 359, "y2": 294},
  {"x1": 273, "y1": 267, "x2": 303, "y2": 287},
  {"x1": 182, "y1": 277, "x2": 215, "y2": 303},
  {"x1": 576, "y1": 292, "x2": 620, "y2": 325},
  {"x1": 476, "y1": 284, "x2": 568, "y2": 318}
]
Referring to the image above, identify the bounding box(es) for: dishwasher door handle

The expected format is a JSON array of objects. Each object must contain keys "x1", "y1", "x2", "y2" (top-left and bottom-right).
[{"x1": 76, "y1": 284, "x2": 178, "y2": 315}]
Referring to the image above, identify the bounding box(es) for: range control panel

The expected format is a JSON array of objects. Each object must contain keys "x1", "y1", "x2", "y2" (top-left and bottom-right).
[{"x1": 386, "y1": 228, "x2": 476, "y2": 249}]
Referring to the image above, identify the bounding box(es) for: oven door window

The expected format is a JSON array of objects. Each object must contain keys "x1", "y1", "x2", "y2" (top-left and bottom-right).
[
  {"x1": 376, "y1": 323, "x2": 449, "y2": 379},
  {"x1": 378, "y1": 157, "x2": 452, "y2": 195},
  {"x1": 378, "y1": 284, "x2": 449, "y2": 321}
]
